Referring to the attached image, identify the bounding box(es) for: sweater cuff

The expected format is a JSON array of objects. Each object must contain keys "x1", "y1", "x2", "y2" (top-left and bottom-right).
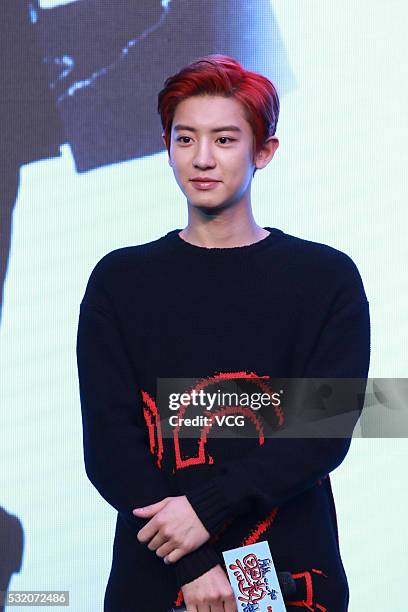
[
  {"x1": 184, "y1": 478, "x2": 239, "y2": 536},
  {"x1": 174, "y1": 542, "x2": 222, "y2": 589}
]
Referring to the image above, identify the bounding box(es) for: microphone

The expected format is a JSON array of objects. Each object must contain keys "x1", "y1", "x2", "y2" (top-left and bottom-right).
[{"x1": 167, "y1": 571, "x2": 297, "y2": 611}]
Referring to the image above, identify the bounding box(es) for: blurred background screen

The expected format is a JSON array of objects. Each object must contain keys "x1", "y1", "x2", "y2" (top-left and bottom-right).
[{"x1": 1, "y1": 1, "x2": 407, "y2": 609}]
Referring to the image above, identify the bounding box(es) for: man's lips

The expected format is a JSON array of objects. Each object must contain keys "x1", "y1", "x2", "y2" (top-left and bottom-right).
[{"x1": 190, "y1": 180, "x2": 221, "y2": 190}]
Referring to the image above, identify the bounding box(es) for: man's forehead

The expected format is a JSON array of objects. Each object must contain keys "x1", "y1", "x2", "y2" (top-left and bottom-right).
[{"x1": 172, "y1": 96, "x2": 248, "y2": 132}]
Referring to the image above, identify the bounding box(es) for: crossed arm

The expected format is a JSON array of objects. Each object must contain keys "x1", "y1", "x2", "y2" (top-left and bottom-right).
[{"x1": 133, "y1": 495, "x2": 212, "y2": 564}]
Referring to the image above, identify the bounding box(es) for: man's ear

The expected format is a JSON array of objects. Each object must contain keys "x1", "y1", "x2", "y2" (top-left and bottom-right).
[
  {"x1": 162, "y1": 132, "x2": 170, "y2": 149},
  {"x1": 255, "y1": 136, "x2": 279, "y2": 171},
  {"x1": 162, "y1": 132, "x2": 172, "y2": 166}
]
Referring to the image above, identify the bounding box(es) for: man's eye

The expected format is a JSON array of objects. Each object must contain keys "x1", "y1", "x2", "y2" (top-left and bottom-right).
[{"x1": 176, "y1": 136, "x2": 234, "y2": 144}]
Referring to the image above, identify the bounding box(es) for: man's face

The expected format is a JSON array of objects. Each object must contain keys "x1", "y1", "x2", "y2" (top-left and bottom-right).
[{"x1": 164, "y1": 95, "x2": 271, "y2": 211}]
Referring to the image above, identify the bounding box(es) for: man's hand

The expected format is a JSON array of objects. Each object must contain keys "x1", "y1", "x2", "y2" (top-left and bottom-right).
[
  {"x1": 132, "y1": 496, "x2": 210, "y2": 563},
  {"x1": 181, "y1": 564, "x2": 237, "y2": 612}
]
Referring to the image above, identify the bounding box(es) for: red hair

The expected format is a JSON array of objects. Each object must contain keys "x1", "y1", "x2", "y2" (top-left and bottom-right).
[{"x1": 157, "y1": 54, "x2": 280, "y2": 176}]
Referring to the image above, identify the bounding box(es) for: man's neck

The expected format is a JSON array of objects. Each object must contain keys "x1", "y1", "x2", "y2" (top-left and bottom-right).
[{"x1": 178, "y1": 224, "x2": 270, "y2": 249}]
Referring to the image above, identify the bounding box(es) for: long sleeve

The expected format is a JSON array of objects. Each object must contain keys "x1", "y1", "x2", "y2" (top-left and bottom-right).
[
  {"x1": 184, "y1": 296, "x2": 371, "y2": 535},
  {"x1": 76, "y1": 270, "x2": 222, "y2": 588}
]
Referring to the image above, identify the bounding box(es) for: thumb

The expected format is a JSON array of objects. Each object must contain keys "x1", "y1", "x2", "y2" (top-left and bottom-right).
[{"x1": 132, "y1": 498, "x2": 170, "y2": 516}]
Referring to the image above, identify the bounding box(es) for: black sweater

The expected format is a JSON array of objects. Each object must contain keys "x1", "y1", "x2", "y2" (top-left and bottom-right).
[{"x1": 76, "y1": 227, "x2": 370, "y2": 611}]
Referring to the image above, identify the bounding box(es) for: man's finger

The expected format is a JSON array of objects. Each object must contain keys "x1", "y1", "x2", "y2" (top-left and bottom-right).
[
  {"x1": 155, "y1": 540, "x2": 174, "y2": 559},
  {"x1": 132, "y1": 497, "x2": 170, "y2": 517},
  {"x1": 136, "y1": 516, "x2": 160, "y2": 543},
  {"x1": 147, "y1": 531, "x2": 168, "y2": 552},
  {"x1": 164, "y1": 547, "x2": 184, "y2": 563}
]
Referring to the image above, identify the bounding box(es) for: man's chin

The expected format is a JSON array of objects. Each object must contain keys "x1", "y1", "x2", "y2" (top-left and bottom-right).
[{"x1": 187, "y1": 199, "x2": 230, "y2": 213}]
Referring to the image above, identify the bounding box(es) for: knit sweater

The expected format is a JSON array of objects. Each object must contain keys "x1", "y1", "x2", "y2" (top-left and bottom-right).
[{"x1": 76, "y1": 226, "x2": 370, "y2": 611}]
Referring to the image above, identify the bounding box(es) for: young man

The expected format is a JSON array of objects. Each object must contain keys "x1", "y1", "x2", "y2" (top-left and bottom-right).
[{"x1": 76, "y1": 55, "x2": 370, "y2": 611}]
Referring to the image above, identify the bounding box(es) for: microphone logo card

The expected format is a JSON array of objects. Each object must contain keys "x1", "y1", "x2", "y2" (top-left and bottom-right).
[{"x1": 222, "y1": 541, "x2": 287, "y2": 611}]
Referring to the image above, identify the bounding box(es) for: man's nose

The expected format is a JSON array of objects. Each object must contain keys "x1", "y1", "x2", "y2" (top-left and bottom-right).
[{"x1": 193, "y1": 142, "x2": 216, "y2": 167}]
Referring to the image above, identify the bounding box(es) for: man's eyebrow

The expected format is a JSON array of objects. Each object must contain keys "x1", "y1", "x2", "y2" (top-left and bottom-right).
[{"x1": 173, "y1": 124, "x2": 242, "y2": 133}]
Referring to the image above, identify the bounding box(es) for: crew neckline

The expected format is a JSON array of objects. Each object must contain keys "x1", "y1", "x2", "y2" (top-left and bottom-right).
[{"x1": 165, "y1": 226, "x2": 283, "y2": 255}]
